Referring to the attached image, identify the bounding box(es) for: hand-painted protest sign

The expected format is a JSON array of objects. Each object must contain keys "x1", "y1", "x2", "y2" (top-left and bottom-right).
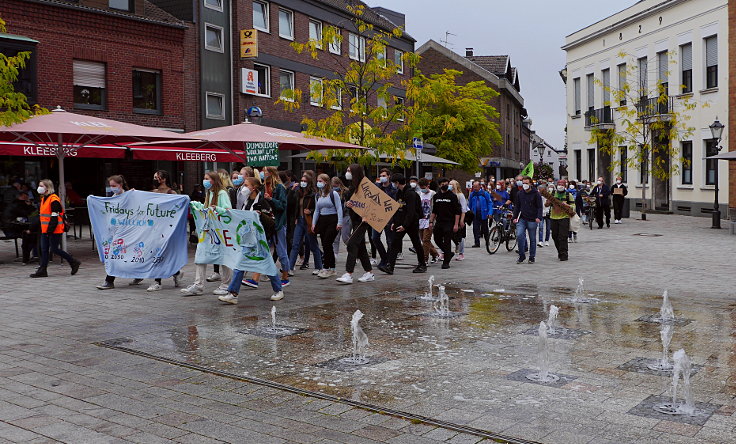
[
  {"x1": 347, "y1": 177, "x2": 399, "y2": 232},
  {"x1": 87, "y1": 190, "x2": 189, "y2": 279},
  {"x1": 191, "y1": 206, "x2": 278, "y2": 276},
  {"x1": 246, "y1": 141, "x2": 279, "y2": 167}
]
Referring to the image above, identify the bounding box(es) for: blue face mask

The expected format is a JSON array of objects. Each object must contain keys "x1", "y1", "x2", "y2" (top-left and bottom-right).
[
  {"x1": 259, "y1": 172, "x2": 265, "y2": 180},
  {"x1": 233, "y1": 176, "x2": 244, "y2": 186},
  {"x1": 203, "y1": 180, "x2": 212, "y2": 190},
  {"x1": 421, "y1": 188, "x2": 429, "y2": 194},
  {"x1": 316, "y1": 182, "x2": 325, "y2": 189},
  {"x1": 447, "y1": 184, "x2": 453, "y2": 191}
]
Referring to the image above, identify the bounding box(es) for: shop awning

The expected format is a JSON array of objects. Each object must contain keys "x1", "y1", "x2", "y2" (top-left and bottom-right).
[
  {"x1": 706, "y1": 150, "x2": 736, "y2": 160},
  {"x1": 129, "y1": 145, "x2": 246, "y2": 162},
  {"x1": 0, "y1": 141, "x2": 127, "y2": 159}
]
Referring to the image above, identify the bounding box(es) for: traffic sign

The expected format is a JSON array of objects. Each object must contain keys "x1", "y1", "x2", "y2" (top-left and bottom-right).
[{"x1": 412, "y1": 137, "x2": 423, "y2": 150}]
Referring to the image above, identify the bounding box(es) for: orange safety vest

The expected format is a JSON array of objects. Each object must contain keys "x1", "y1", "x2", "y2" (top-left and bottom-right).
[{"x1": 40, "y1": 194, "x2": 64, "y2": 234}]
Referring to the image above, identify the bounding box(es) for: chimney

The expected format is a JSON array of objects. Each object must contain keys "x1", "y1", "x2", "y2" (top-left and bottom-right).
[{"x1": 466, "y1": 48, "x2": 474, "y2": 57}]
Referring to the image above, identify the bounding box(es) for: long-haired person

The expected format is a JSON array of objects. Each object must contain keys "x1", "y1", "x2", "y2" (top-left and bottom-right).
[
  {"x1": 245, "y1": 166, "x2": 290, "y2": 287},
  {"x1": 312, "y1": 173, "x2": 343, "y2": 278},
  {"x1": 143, "y1": 170, "x2": 184, "y2": 291},
  {"x1": 96, "y1": 175, "x2": 131, "y2": 290},
  {"x1": 30, "y1": 179, "x2": 81, "y2": 278},
  {"x1": 287, "y1": 173, "x2": 322, "y2": 275},
  {"x1": 181, "y1": 171, "x2": 232, "y2": 296},
  {"x1": 331, "y1": 176, "x2": 349, "y2": 258},
  {"x1": 449, "y1": 179, "x2": 468, "y2": 261},
  {"x1": 336, "y1": 164, "x2": 374, "y2": 284}
]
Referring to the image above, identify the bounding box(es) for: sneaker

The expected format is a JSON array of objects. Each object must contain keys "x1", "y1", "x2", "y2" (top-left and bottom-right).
[
  {"x1": 544, "y1": 241, "x2": 549, "y2": 246},
  {"x1": 213, "y1": 288, "x2": 229, "y2": 295},
  {"x1": 413, "y1": 264, "x2": 427, "y2": 273},
  {"x1": 281, "y1": 279, "x2": 290, "y2": 287},
  {"x1": 317, "y1": 269, "x2": 330, "y2": 278},
  {"x1": 147, "y1": 283, "x2": 162, "y2": 292},
  {"x1": 528, "y1": 257, "x2": 535, "y2": 264},
  {"x1": 516, "y1": 256, "x2": 526, "y2": 264},
  {"x1": 537, "y1": 241, "x2": 544, "y2": 247},
  {"x1": 70, "y1": 260, "x2": 81, "y2": 276},
  {"x1": 288, "y1": 269, "x2": 295, "y2": 277},
  {"x1": 96, "y1": 281, "x2": 114, "y2": 290},
  {"x1": 218, "y1": 293, "x2": 238, "y2": 304},
  {"x1": 206, "y1": 272, "x2": 221, "y2": 282},
  {"x1": 377, "y1": 264, "x2": 393, "y2": 275},
  {"x1": 441, "y1": 263, "x2": 450, "y2": 269},
  {"x1": 397, "y1": 253, "x2": 404, "y2": 261},
  {"x1": 295, "y1": 257, "x2": 304, "y2": 266},
  {"x1": 173, "y1": 272, "x2": 184, "y2": 288},
  {"x1": 336, "y1": 273, "x2": 353, "y2": 284},
  {"x1": 270, "y1": 291, "x2": 285, "y2": 301},
  {"x1": 370, "y1": 258, "x2": 378, "y2": 266},
  {"x1": 324, "y1": 269, "x2": 336, "y2": 278},
  {"x1": 454, "y1": 254, "x2": 464, "y2": 261},
  {"x1": 357, "y1": 272, "x2": 375, "y2": 282},
  {"x1": 180, "y1": 284, "x2": 203, "y2": 296},
  {"x1": 242, "y1": 279, "x2": 259, "y2": 289},
  {"x1": 299, "y1": 263, "x2": 310, "y2": 270},
  {"x1": 312, "y1": 269, "x2": 321, "y2": 276},
  {"x1": 430, "y1": 256, "x2": 438, "y2": 264},
  {"x1": 128, "y1": 279, "x2": 143, "y2": 286}
]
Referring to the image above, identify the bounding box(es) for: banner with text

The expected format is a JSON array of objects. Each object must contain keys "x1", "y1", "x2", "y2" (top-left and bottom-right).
[
  {"x1": 246, "y1": 141, "x2": 279, "y2": 167},
  {"x1": 191, "y1": 207, "x2": 278, "y2": 276},
  {"x1": 347, "y1": 177, "x2": 399, "y2": 232},
  {"x1": 87, "y1": 191, "x2": 190, "y2": 279}
]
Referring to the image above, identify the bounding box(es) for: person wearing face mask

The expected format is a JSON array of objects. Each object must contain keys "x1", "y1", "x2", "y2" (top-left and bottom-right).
[
  {"x1": 512, "y1": 176, "x2": 542, "y2": 264},
  {"x1": 331, "y1": 176, "x2": 349, "y2": 258},
  {"x1": 538, "y1": 183, "x2": 552, "y2": 247},
  {"x1": 611, "y1": 176, "x2": 628, "y2": 224},
  {"x1": 311, "y1": 174, "x2": 343, "y2": 278},
  {"x1": 591, "y1": 176, "x2": 612, "y2": 229},
  {"x1": 97, "y1": 175, "x2": 135, "y2": 290},
  {"x1": 417, "y1": 178, "x2": 439, "y2": 264},
  {"x1": 337, "y1": 164, "x2": 375, "y2": 284},
  {"x1": 288, "y1": 174, "x2": 323, "y2": 276},
  {"x1": 409, "y1": 176, "x2": 419, "y2": 190},
  {"x1": 508, "y1": 174, "x2": 524, "y2": 207},
  {"x1": 281, "y1": 170, "x2": 298, "y2": 256},
  {"x1": 379, "y1": 173, "x2": 425, "y2": 275},
  {"x1": 448, "y1": 180, "x2": 468, "y2": 261},
  {"x1": 30, "y1": 179, "x2": 81, "y2": 278},
  {"x1": 429, "y1": 178, "x2": 461, "y2": 269},
  {"x1": 546, "y1": 179, "x2": 576, "y2": 261},
  {"x1": 370, "y1": 168, "x2": 397, "y2": 269},
  {"x1": 468, "y1": 180, "x2": 492, "y2": 248}
]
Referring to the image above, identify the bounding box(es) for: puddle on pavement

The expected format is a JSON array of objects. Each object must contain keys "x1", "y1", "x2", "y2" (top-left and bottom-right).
[{"x1": 99, "y1": 281, "x2": 736, "y2": 437}]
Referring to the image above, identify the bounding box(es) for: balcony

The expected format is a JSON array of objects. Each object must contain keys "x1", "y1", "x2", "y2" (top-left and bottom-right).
[
  {"x1": 635, "y1": 96, "x2": 674, "y2": 121},
  {"x1": 584, "y1": 107, "x2": 614, "y2": 130}
]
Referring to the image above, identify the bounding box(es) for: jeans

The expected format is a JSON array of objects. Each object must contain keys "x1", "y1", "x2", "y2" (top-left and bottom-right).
[
  {"x1": 515, "y1": 219, "x2": 538, "y2": 260},
  {"x1": 39, "y1": 232, "x2": 74, "y2": 269},
  {"x1": 289, "y1": 217, "x2": 322, "y2": 270},
  {"x1": 273, "y1": 226, "x2": 289, "y2": 272},
  {"x1": 538, "y1": 216, "x2": 551, "y2": 242},
  {"x1": 228, "y1": 269, "x2": 281, "y2": 295},
  {"x1": 472, "y1": 216, "x2": 489, "y2": 245}
]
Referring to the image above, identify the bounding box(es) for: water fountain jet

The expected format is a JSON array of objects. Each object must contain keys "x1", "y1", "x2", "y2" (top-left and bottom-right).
[
  {"x1": 654, "y1": 349, "x2": 697, "y2": 416},
  {"x1": 526, "y1": 321, "x2": 560, "y2": 383},
  {"x1": 339, "y1": 310, "x2": 370, "y2": 365}
]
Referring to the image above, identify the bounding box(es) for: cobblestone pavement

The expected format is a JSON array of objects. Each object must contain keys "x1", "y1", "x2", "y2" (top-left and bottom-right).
[{"x1": 0, "y1": 212, "x2": 734, "y2": 444}]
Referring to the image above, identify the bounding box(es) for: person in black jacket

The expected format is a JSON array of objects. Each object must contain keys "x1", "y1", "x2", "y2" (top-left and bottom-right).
[
  {"x1": 591, "y1": 176, "x2": 612, "y2": 229},
  {"x1": 512, "y1": 176, "x2": 542, "y2": 264},
  {"x1": 336, "y1": 164, "x2": 375, "y2": 284},
  {"x1": 610, "y1": 176, "x2": 628, "y2": 224},
  {"x1": 379, "y1": 174, "x2": 426, "y2": 275},
  {"x1": 429, "y1": 178, "x2": 461, "y2": 269}
]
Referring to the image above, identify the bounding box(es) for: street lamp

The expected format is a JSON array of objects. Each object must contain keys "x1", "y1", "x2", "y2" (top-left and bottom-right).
[
  {"x1": 708, "y1": 119, "x2": 724, "y2": 229},
  {"x1": 534, "y1": 142, "x2": 545, "y2": 163}
]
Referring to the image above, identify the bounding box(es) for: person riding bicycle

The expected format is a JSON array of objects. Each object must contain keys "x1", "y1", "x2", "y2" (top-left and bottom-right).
[{"x1": 490, "y1": 182, "x2": 510, "y2": 224}]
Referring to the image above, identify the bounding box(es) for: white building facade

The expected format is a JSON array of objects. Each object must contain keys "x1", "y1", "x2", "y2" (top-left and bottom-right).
[{"x1": 562, "y1": 0, "x2": 728, "y2": 217}]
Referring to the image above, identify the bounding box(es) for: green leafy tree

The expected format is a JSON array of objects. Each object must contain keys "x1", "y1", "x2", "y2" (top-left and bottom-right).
[
  {"x1": 588, "y1": 51, "x2": 697, "y2": 216},
  {"x1": 0, "y1": 17, "x2": 47, "y2": 125},
  {"x1": 533, "y1": 162, "x2": 554, "y2": 181}
]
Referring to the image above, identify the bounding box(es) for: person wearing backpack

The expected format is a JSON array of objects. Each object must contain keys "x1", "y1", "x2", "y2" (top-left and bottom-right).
[
  {"x1": 312, "y1": 174, "x2": 343, "y2": 279},
  {"x1": 378, "y1": 173, "x2": 426, "y2": 275}
]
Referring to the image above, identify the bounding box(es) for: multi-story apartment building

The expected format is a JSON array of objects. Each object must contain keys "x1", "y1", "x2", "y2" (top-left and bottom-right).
[{"x1": 563, "y1": 0, "x2": 728, "y2": 218}]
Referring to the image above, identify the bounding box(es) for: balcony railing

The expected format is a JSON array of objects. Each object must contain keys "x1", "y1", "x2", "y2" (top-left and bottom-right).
[
  {"x1": 584, "y1": 106, "x2": 614, "y2": 129},
  {"x1": 635, "y1": 96, "x2": 674, "y2": 119}
]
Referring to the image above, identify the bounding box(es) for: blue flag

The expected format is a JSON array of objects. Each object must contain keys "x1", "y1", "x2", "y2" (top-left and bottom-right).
[{"x1": 87, "y1": 190, "x2": 190, "y2": 279}]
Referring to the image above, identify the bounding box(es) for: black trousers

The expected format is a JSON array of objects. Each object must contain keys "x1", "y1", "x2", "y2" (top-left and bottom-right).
[
  {"x1": 346, "y1": 222, "x2": 371, "y2": 274},
  {"x1": 387, "y1": 226, "x2": 425, "y2": 267},
  {"x1": 612, "y1": 196, "x2": 624, "y2": 220},
  {"x1": 550, "y1": 218, "x2": 570, "y2": 260},
  {"x1": 316, "y1": 214, "x2": 339, "y2": 269},
  {"x1": 595, "y1": 204, "x2": 611, "y2": 228},
  {"x1": 433, "y1": 223, "x2": 454, "y2": 260}
]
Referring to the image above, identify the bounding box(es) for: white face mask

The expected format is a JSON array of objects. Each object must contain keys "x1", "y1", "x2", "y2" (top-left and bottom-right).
[
  {"x1": 616, "y1": 180, "x2": 622, "y2": 184},
  {"x1": 496, "y1": 185, "x2": 502, "y2": 190},
  {"x1": 410, "y1": 182, "x2": 417, "y2": 189},
  {"x1": 379, "y1": 176, "x2": 388, "y2": 184},
  {"x1": 569, "y1": 184, "x2": 575, "y2": 189},
  {"x1": 345, "y1": 172, "x2": 353, "y2": 181},
  {"x1": 300, "y1": 181, "x2": 307, "y2": 188},
  {"x1": 557, "y1": 185, "x2": 565, "y2": 192},
  {"x1": 597, "y1": 180, "x2": 603, "y2": 185},
  {"x1": 37, "y1": 186, "x2": 46, "y2": 195},
  {"x1": 522, "y1": 183, "x2": 530, "y2": 190}
]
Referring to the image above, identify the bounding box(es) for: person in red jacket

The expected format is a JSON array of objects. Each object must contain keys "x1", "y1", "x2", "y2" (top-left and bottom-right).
[{"x1": 30, "y1": 179, "x2": 80, "y2": 278}]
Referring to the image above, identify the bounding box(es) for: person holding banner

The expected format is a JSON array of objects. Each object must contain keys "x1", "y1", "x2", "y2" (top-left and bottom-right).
[
  {"x1": 180, "y1": 172, "x2": 232, "y2": 296},
  {"x1": 336, "y1": 164, "x2": 374, "y2": 284},
  {"x1": 312, "y1": 174, "x2": 343, "y2": 279},
  {"x1": 144, "y1": 170, "x2": 184, "y2": 291},
  {"x1": 96, "y1": 175, "x2": 134, "y2": 290},
  {"x1": 287, "y1": 173, "x2": 323, "y2": 276},
  {"x1": 249, "y1": 166, "x2": 289, "y2": 287}
]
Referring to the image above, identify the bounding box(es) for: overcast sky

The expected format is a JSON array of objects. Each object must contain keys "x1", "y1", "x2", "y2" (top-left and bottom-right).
[{"x1": 363, "y1": 0, "x2": 633, "y2": 150}]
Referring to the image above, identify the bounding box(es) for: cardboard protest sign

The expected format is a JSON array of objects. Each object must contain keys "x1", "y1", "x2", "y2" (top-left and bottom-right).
[{"x1": 348, "y1": 177, "x2": 399, "y2": 232}]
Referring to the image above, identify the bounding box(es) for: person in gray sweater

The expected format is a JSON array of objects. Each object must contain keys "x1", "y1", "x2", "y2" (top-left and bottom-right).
[{"x1": 312, "y1": 173, "x2": 343, "y2": 278}]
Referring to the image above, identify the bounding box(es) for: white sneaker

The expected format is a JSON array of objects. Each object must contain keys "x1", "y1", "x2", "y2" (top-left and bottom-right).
[
  {"x1": 147, "y1": 283, "x2": 162, "y2": 292},
  {"x1": 544, "y1": 241, "x2": 549, "y2": 246},
  {"x1": 128, "y1": 279, "x2": 143, "y2": 286},
  {"x1": 206, "y1": 272, "x2": 221, "y2": 282},
  {"x1": 295, "y1": 257, "x2": 304, "y2": 266},
  {"x1": 317, "y1": 269, "x2": 329, "y2": 279},
  {"x1": 336, "y1": 273, "x2": 353, "y2": 284},
  {"x1": 173, "y1": 272, "x2": 184, "y2": 287},
  {"x1": 325, "y1": 269, "x2": 336, "y2": 277},
  {"x1": 370, "y1": 258, "x2": 378, "y2": 266},
  {"x1": 358, "y1": 272, "x2": 375, "y2": 283},
  {"x1": 537, "y1": 241, "x2": 544, "y2": 247},
  {"x1": 397, "y1": 253, "x2": 404, "y2": 260},
  {"x1": 218, "y1": 293, "x2": 238, "y2": 304},
  {"x1": 312, "y1": 269, "x2": 321, "y2": 276},
  {"x1": 288, "y1": 269, "x2": 295, "y2": 277},
  {"x1": 270, "y1": 291, "x2": 285, "y2": 301},
  {"x1": 213, "y1": 288, "x2": 229, "y2": 295},
  {"x1": 180, "y1": 284, "x2": 203, "y2": 296}
]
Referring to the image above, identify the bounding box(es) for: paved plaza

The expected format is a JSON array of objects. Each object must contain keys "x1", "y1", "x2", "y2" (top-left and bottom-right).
[{"x1": 0, "y1": 212, "x2": 735, "y2": 444}]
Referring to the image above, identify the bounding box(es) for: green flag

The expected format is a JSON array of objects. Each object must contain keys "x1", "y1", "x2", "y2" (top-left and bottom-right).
[{"x1": 520, "y1": 161, "x2": 534, "y2": 178}]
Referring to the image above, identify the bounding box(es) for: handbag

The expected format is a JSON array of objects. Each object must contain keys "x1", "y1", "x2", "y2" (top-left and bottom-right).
[{"x1": 570, "y1": 213, "x2": 581, "y2": 232}]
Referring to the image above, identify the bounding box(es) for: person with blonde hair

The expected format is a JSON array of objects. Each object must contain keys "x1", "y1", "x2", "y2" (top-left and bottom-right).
[
  {"x1": 312, "y1": 173, "x2": 343, "y2": 278},
  {"x1": 449, "y1": 179, "x2": 468, "y2": 261},
  {"x1": 30, "y1": 179, "x2": 81, "y2": 278}
]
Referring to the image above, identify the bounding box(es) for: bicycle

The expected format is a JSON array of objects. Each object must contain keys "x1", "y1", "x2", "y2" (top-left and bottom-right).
[
  {"x1": 583, "y1": 195, "x2": 596, "y2": 231},
  {"x1": 485, "y1": 206, "x2": 517, "y2": 254}
]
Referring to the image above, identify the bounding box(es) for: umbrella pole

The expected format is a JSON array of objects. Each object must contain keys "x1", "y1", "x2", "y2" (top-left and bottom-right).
[{"x1": 57, "y1": 137, "x2": 67, "y2": 251}]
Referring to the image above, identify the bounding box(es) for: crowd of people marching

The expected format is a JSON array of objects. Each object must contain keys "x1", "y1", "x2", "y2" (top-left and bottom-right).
[{"x1": 8, "y1": 165, "x2": 627, "y2": 305}]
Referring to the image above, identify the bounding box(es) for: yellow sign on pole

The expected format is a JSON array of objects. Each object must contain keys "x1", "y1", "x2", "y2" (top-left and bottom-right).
[
  {"x1": 240, "y1": 29, "x2": 258, "y2": 58},
  {"x1": 348, "y1": 177, "x2": 399, "y2": 232}
]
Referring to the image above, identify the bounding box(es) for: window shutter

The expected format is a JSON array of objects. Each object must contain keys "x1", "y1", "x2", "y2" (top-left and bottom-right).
[
  {"x1": 705, "y1": 36, "x2": 717, "y2": 67},
  {"x1": 681, "y1": 43, "x2": 692, "y2": 71},
  {"x1": 602, "y1": 69, "x2": 610, "y2": 104},
  {"x1": 573, "y1": 78, "x2": 580, "y2": 110},
  {"x1": 73, "y1": 60, "x2": 105, "y2": 88},
  {"x1": 586, "y1": 74, "x2": 594, "y2": 108},
  {"x1": 658, "y1": 52, "x2": 668, "y2": 81}
]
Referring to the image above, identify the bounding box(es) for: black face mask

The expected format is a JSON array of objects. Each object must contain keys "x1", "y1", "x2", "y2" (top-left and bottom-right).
[
  {"x1": 440, "y1": 185, "x2": 449, "y2": 192},
  {"x1": 153, "y1": 179, "x2": 161, "y2": 188}
]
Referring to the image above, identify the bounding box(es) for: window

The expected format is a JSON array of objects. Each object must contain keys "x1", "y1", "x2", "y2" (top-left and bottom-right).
[
  {"x1": 279, "y1": 69, "x2": 294, "y2": 101},
  {"x1": 309, "y1": 77, "x2": 323, "y2": 106},
  {"x1": 640, "y1": 146, "x2": 649, "y2": 185},
  {"x1": 619, "y1": 146, "x2": 628, "y2": 183},
  {"x1": 705, "y1": 139, "x2": 718, "y2": 185},
  {"x1": 204, "y1": 0, "x2": 222, "y2": 11},
  {"x1": 394, "y1": 50, "x2": 404, "y2": 74},
  {"x1": 377, "y1": 95, "x2": 386, "y2": 109},
  {"x1": 328, "y1": 27, "x2": 340, "y2": 54},
  {"x1": 680, "y1": 43, "x2": 692, "y2": 93},
  {"x1": 348, "y1": 33, "x2": 365, "y2": 62},
  {"x1": 617, "y1": 63, "x2": 626, "y2": 105},
  {"x1": 330, "y1": 87, "x2": 342, "y2": 110},
  {"x1": 309, "y1": 19, "x2": 322, "y2": 48},
  {"x1": 587, "y1": 148, "x2": 596, "y2": 180},
  {"x1": 376, "y1": 47, "x2": 386, "y2": 67},
  {"x1": 573, "y1": 77, "x2": 580, "y2": 115},
  {"x1": 395, "y1": 97, "x2": 404, "y2": 121},
  {"x1": 638, "y1": 57, "x2": 648, "y2": 97},
  {"x1": 278, "y1": 8, "x2": 293, "y2": 40},
  {"x1": 253, "y1": 63, "x2": 270, "y2": 96},
  {"x1": 574, "y1": 149, "x2": 582, "y2": 180},
  {"x1": 657, "y1": 50, "x2": 668, "y2": 94},
  {"x1": 204, "y1": 24, "x2": 224, "y2": 52},
  {"x1": 705, "y1": 35, "x2": 717, "y2": 88},
  {"x1": 681, "y1": 141, "x2": 692, "y2": 185},
  {"x1": 586, "y1": 73, "x2": 594, "y2": 111},
  {"x1": 601, "y1": 68, "x2": 610, "y2": 106},
  {"x1": 132, "y1": 69, "x2": 161, "y2": 114},
  {"x1": 206, "y1": 93, "x2": 225, "y2": 120},
  {"x1": 73, "y1": 60, "x2": 106, "y2": 110},
  {"x1": 253, "y1": 0, "x2": 269, "y2": 33},
  {"x1": 109, "y1": 0, "x2": 133, "y2": 11}
]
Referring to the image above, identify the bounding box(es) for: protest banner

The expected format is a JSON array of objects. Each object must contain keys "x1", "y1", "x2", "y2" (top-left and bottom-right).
[
  {"x1": 191, "y1": 206, "x2": 278, "y2": 276},
  {"x1": 246, "y1": 141, "x2": 279, "y2": 167},
  {"x1": 347, "y1": 177, "x2": 399, "y2": 232},
  {"x1": 87, "y1": 190, "x2": 190, "y2": 279}
]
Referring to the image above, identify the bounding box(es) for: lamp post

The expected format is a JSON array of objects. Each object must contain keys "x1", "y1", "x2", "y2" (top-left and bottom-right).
[
  {"x1": 534, "y1": 142, "x2": 545, "y2": 163},
  {"x1": 709, "y1": 119, "x2": 724, "y2": 229}
]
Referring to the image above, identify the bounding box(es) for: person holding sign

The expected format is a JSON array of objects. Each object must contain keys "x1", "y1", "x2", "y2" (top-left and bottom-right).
[
  {"x1": 611, "y1": 176, "x2": 628, "y2": 224},
  {"x1": 312, "y1": 174, "x2": 343, "y2": 279},
  {"x1": 336, "y1": 164, "x2": 375, "y2": 284},
  {"x1": 428, "y1": 178, "x2": 461, "y2": 269},
  {"x1": 96, "y1": 175, "x2": 132, "y2": 290},
  {"x1": 591, "y1": 176, "x2": 612, "y2": 229}
]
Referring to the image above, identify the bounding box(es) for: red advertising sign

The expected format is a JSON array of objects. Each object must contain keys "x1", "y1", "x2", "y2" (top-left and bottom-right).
[
  {"x1": 0, "y1": 142, "x2": 127, "y2": 159},
  {"x1": 131, "y1": 146, "x2": 246, "y2": 162}
]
